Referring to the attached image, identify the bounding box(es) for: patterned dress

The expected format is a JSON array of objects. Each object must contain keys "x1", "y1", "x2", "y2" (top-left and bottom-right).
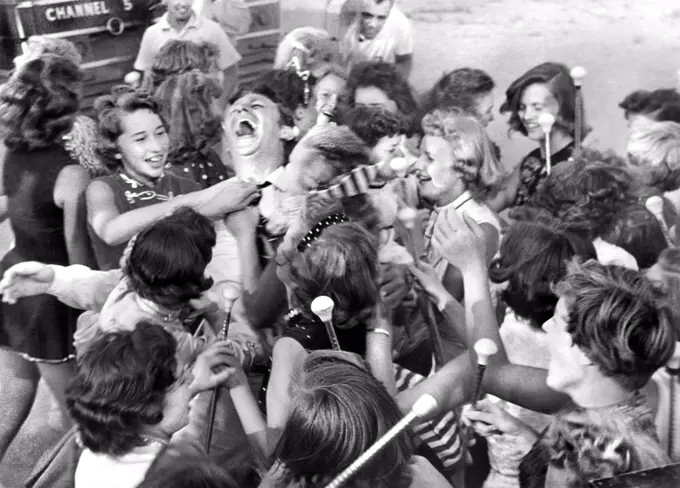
[{"x1": 513, "y1": 143, "x2": 574, "y2": 206}]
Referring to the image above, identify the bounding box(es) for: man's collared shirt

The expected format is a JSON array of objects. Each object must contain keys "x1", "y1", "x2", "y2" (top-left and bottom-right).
[
  {"x1": 341, "y1": 4, "x2": 413, "y2": 67},
  {"x1": 134, "y1": 12, "x2": 241, "y2": 72}
]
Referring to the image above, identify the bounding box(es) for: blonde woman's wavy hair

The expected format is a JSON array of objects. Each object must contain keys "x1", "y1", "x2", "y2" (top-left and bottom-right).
[
  {"x1": 421, "y1": 110, "x2": 506, "y2": 199},
  {"x1": 627, "y1": 117, "x2": 680, "y2": 191}
]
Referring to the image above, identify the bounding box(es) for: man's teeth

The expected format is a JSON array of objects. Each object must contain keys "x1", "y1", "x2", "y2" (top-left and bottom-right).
[{"x1": 147, "y1": 156, "x2": 163, "y2": 162}]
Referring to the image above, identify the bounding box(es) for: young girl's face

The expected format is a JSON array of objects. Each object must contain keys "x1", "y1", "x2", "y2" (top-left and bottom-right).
[{"x1": 117, "y1": 109, "x2": 169, "y2": 183}]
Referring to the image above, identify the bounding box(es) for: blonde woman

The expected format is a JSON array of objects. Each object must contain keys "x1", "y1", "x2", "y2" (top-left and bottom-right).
[{"x1": 412, "y1": 110, "x2": 505, "y2": 299}]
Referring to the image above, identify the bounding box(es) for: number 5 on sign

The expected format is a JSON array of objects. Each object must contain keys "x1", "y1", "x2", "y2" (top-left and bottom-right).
[{"x1": 123, "y1": 0, "x2": 133, "y2": 11}]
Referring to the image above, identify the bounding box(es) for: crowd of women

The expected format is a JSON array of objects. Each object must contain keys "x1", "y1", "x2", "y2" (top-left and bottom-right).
[{"x1": 0, "y1": 16, "x2": 679, "y2": 488}]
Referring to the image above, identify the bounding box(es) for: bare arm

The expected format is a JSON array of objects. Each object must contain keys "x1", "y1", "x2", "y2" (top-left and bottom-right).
[
  {"x1": 266, "y1": 338, "x2": 308, "y2": 431},
  {"x1": 366, "y1": 311, "x2": 397, "y2": 396},
  {"x1": 485, "y1": 166, "x2": 520, "y2": 214},
  {"x1": 54, "y1": 165, "x2": 96, "y2": 267},
  {"x1": 87, "y1": 178, "x2": 259, "y2": 246}
]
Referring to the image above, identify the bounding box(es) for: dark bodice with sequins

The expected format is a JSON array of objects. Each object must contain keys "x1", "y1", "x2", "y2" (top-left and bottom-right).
[
  {"x1": 166, "y1": 149, "x2": 232, "y2": 190},
  {"x1": 514, "y1": 143, "x2": 574, "y2": 206}
]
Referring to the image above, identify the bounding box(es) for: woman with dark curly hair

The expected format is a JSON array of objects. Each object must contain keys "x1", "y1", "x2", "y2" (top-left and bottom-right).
[
  {"x1": 155, "y1": 70, "x2": 230, "y2": 189},
  {"x1": 526, "y1": 151, "x2": 640, "y2": 269},
  {"x1": 347, "y1": 61, "x2": 420, "y2": 135},
  {"x1": 0, "y1": 54, "x2": 94, "y2": 462},
  {"x1": 343, "y1": 105, "x2": 409, "y2": 163},
  {"x1": 87, "y1": 86, "x2": 258, "y2": 270},
  {"x1": 421, "y1": 68, "x2": 496, "y2": 127},
  {"x1": 488, "y1": 62, "x2": 587, "y2": 212},
  {"x1": 66, "y1": 322, "x2": 239, "y2": 488}
]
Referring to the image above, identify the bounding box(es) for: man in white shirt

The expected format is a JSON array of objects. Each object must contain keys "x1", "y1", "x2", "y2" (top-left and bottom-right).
[
  {"x1": 192, "y1": 0, "x2": 252, "y2": 42},
  {"x1": 134, "y1": 0, "x2": 241, "y2": 98},
  {"x1": 340, "y1": 0, "x2": 414, "y2": 79}
]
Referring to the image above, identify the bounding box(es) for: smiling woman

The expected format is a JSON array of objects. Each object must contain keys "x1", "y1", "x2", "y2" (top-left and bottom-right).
[
  {"x1": 86, "y1": 86, "x2": 259, "y2": 270},
  {"x1": 487, "y1": 62, "x2": 587, "y2": 212}
]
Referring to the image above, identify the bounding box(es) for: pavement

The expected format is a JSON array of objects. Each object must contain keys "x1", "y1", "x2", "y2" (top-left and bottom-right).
[{"x1": 3, "y1": 0, "x2": 680, "y2": 485}]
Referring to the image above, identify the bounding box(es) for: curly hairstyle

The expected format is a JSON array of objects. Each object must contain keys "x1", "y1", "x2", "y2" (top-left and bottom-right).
[
  {"x1": 489, "y1": 219, "x2": 597, "y2": 328},
  {"x1": 155, "y1": 71, "x2": 223, "y2": 167},
  {"x1": 626, "y1": 117, "x2": 680, "y2": 192},
  {"x1": 421, "y1": 110, "x2": 506, "y2": 199},
  {"x1": 554, "y1": 259, "x2": 677, "y2": 391},
  {"x1": 500, "y1": 62, "x2": 590, "y2": 140},
  {"x1": 529, "y1": 149, "x2": 639, "y2": 240},
  {"x1": 21, "y1": 36, "x2": 82, "y2": 64},
  {"x1": 274, "y1": 350, "x2": 414, "y2": 488},
  {"x1": 66, "y1": 322, "x2": 178, "y2": 456},
  {"x1": 124, "y1": 207, "x2": 216, "y2": 308},
  {"x1": 286, "y1": 221, "x2": 380, "y2": 330},
  {"x1": 619, "y1": 88, "x2": 680, "y2": 119},
  {"x1": 94, "y1": 86, "x2": 167, "y2": 170},
  {"x1": 343, "y1": 105, "x2": 407, "y2": 148},
  {"x1": 542, "y1": 410, "x2": 670, "y2": 488},
  {"x1": 145, "y1": 40, "x2": 218, "y2": 91},
  {"x1": 347, "y1": 61, "x2": 420, "y2": 134},
  {"x1": 0, "y1": 54, "x2": 82, "y2": 151},
  {"x1": 421, "y1": 67, "x2": 495, "y2": 117}
]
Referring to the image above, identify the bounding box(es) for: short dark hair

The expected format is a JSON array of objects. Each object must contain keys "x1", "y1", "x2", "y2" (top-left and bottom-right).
[
  {"x1": 500, "y1": 62, "x2": 589, "y2": 140},
  {"x1": 125, "y1": 207, "x2": 216, "y2": 308},
  {"x1": 94, "y1": 87, "x2": 167, "y2": 170},
  {"x1": 610, "y1": 203, "x2": 668, "y2": 269},
  {"x1": 274, "y1": 350, "x2": 414, "y2": 487},
  {"x1": 343, "y1": 105, "x2": 407, "y2": 147},
  {"x1": 422, "y1": 67, "x2": 495, "y2": 115},
  {"x1": 618, "y1": 88, "x2": 680, "y2": 118},
  {"x1": 140, "y1": 446, "x2": 260, "y2": 488},
  {"x1": 555, "y1": 259, "x2": 677, "y2": 391},
  {"x1": 0, "y1": 54, "x2": 82, "y2": 151},
  {"x1": 347, "y1": 61, "x2": 420, "y2": 134},
  {"x1": 530, "y1": 149, "x2": 638, "y2": 240},
  {"x1": 490, "y1": 220, "x2": 597, "y2": 328},
  {"x1": 66, "y1": 322, "x2": 178, "y2": 456}
]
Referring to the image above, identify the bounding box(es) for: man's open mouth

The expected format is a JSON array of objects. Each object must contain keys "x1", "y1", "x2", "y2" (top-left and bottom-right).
[{"x1": 232, "y1": 117, "x2": 261, "y2": 156}]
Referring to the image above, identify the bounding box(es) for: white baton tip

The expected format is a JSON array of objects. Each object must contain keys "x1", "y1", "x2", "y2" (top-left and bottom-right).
[
  {"x1": 311, "y1": 295, "x2": 335, "y2": 322},
  {"x1": 474, "y1": 338, "x2": 499, "y2": 366}
]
